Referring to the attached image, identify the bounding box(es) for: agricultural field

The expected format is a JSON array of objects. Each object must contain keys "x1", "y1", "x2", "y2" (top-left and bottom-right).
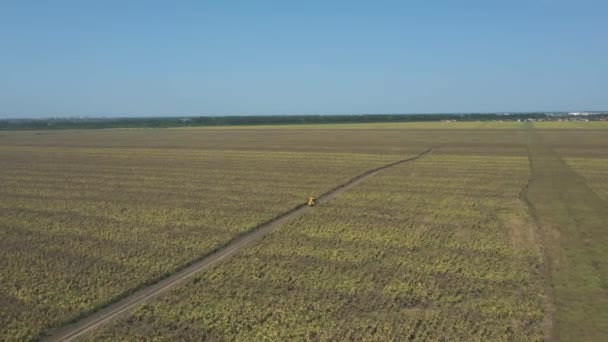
[
  {"x1": 533, "y1": 121, "x2": 608, "y2": 129},
  {"x1": 534, "y1": 128, "x2": 608, "y2": 158},
  {"x1": 0, "y1": 125, "x2": 532, "y2": 158},
  {"x1": 0, "y1": 121, "x2": 607, "y2": 341},
  {"x1": 525, "y1": 126, "x2": 608, "y2": 341},
  {"x1": 0, "y1": 145, "x2": 404, "y2": 340},
  {"x1": 87, "y1": 154, "x2": 547, "y2": 341},
  {"x1": 183, "y1": 121, "x2": 527, "y2": 130},
  {"x1": 564, "y1": 158, "x2": 608, "y2": 201}
]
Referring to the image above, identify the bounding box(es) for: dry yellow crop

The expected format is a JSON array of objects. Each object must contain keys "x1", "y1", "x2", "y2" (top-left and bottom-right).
[
  {"x1": 87, "y1": 155, "x2": 547, "y2": 340},
  {"x1": 0, "y1": 146, "x2": 402, "y2": 340}
]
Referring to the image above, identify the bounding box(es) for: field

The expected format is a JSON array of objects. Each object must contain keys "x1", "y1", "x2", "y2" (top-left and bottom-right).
[
  {"x1": 0, "y1": 122, "x2": 607, "y2": 341},
  {"x1": 565, "y1": 158, "x2": 608, "y2": 201},
  {"x1": 87, "y1": 154, "x2": 546, "y2": 340},
  {"x1": 0, "y1": 145, "x2": 404, "y2": 340},
  {"x1": 525, "y1": 128, "x2": 608, "y2": 341},
  {"x1": 175, "y1": 121, "x2": 528, "y2": 130},
  {"x1": 532, "y1": 121, "x2": 608, "y2": 129}
]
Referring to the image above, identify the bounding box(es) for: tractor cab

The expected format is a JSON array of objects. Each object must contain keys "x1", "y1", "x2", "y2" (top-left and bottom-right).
[{"x1": 307, "y1": 196, "x2": 317, "y2": 207}]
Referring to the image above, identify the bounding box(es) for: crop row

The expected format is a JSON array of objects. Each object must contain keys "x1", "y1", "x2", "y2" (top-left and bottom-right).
[
  {"x1": 0, "y1": 126, "x2": 531, "y2": 157},
  {"x1": 87, "y1": 155, "x2": 547, "y2": 341},
  {"x1": 0, "y1": 146, "x2": 402, "y2": 341}
]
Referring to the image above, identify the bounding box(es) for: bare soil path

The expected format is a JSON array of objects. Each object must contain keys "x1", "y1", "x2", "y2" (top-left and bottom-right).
[
  {"x1": 523, "y1": 126, "x2": 608, "y2": 341},
  {"x1": 42, "y1": 148, "x2": 433, "y2": 342}
]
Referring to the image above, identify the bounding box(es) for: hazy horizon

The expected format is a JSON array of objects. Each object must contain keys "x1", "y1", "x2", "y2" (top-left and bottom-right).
[
  {"x1": 1, "y1": 1, "x2": 607, "y2": 118},
  {"x1": 4, "y1": 110, "x2": 607, "y2": 121}
]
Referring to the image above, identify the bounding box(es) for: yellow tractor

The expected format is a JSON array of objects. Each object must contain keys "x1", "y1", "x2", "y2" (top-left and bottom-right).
[{"x1": 307, "y1": 196, "x2": 317, "y2": 207}]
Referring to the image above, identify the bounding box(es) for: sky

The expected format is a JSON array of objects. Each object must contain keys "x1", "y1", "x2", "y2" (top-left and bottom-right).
[{"x1": 0, "y1": 1, "x2": 607, "y2": 118}]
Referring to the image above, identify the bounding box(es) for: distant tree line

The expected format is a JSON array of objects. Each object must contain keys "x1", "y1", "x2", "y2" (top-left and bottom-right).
[{"x1": 0, "y1": 113, "x2": 606, "y2": 130}]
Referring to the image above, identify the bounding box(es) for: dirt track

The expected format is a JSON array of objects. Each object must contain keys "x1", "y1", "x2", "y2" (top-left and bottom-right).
[{"x1": 42, "y1": 148, "x2": 433, "y2": 341}]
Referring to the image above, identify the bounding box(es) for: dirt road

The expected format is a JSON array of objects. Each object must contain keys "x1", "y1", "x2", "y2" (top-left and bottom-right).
[{"x1": 42, "y1": 148, "x2": 433, "y2": 341}]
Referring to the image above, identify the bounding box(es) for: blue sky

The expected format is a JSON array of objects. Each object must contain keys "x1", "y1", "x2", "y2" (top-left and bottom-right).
[{"x1": 1, "y1": 1, "x2": 606, "y2": 118}]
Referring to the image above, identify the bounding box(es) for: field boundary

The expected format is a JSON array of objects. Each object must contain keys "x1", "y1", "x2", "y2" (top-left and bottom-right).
[
  {"x1": 522, "y1": 124, "x2": 608, "y2": 341},
  {"x1": 42, "y1": 148, "x2": 433, "y2": 341},
  {"x1": 519, "y1": 135, "x2": 556, "y2": 342}
]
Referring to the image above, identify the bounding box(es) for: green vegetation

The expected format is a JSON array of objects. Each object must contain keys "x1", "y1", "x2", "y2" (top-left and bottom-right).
[{"x1": 525, "y1": 127, "x2": 608, "y2": 341}]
